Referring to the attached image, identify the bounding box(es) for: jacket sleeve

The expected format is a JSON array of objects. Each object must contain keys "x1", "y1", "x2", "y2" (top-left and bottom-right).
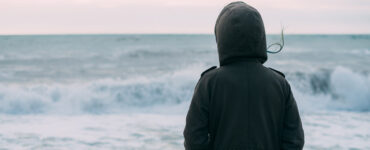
[
  {"x1": 282, "y1": 83, "x2": 305, "y2": 150},
  {"x1": 183, "y1": 78, "x2": 210, "y2": 150}
]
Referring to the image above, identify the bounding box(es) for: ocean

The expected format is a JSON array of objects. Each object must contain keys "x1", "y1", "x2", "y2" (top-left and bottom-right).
[{"x1": 0, "y1": 34, "x2": 369, "y2": 149}]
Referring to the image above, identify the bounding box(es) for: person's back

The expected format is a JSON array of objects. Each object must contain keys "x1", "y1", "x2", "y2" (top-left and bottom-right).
[{"x1": 184, "y1": 1, "x2": 304, "y2": 150}]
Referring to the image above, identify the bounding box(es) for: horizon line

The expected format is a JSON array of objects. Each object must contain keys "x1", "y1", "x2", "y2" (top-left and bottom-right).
[{"x1": 1, "y1": 33, "x2": 370, "y2": 36}]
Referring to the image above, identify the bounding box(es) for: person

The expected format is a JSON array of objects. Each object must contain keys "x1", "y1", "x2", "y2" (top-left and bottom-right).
[{"x1": 183, "y1": 1, "x2": 304, "y2": 150}]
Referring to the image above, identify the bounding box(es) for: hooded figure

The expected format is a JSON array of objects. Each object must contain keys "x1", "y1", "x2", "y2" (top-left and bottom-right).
[{"x1": 184, "y1": 1, "x2": 304, "y2": 150}]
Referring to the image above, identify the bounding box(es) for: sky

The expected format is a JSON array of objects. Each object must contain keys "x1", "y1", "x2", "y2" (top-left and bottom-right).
[{"x1": 0, "y1": 0, "x2": 369, "y2": 34}]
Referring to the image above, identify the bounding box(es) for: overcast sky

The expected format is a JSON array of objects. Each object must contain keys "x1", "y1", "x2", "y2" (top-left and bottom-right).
[{"x1": 1, "y1": 0, "x2": 369, "y2": 34}]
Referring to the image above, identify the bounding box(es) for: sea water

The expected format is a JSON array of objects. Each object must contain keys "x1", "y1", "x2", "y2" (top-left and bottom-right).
[{"x1": 0, "y1": 34, "x2": 369, "y2": 149}]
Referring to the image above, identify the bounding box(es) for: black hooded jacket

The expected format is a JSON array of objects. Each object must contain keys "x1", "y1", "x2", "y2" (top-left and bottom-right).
[{"x1": 184, "y1": 2, "x2": 304, "y2": 150}]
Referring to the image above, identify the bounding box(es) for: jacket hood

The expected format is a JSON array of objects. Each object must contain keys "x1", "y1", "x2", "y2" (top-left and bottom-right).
[{"x1": 215, "y1": 1, "x2": 267, "y2": 66}]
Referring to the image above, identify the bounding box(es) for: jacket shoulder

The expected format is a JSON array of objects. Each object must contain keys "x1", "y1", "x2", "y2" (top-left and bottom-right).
[
  {"x1": 201, "y1": 66, "x2": 217, "y2": 77},
  {"x1": 268, "y1": 67, "x2": 285, "y2": 78}
]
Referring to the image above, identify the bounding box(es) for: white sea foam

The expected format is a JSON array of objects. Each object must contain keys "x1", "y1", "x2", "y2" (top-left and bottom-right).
[
  {"x1": 0, "y1": 65, "x2": 369, "y2": 114},
  {"x1": 0, "y1": 64, "x2": 204, "y2": 114},
  {"x1": 0, "y1": 112, "x2": 369, "y2": 150},
  {"x1": 292, "y1": 66, "x2": 370, "y2": 112},
  {"x1": 330, "y1": 66, "x2": 370, "y2": 110}
]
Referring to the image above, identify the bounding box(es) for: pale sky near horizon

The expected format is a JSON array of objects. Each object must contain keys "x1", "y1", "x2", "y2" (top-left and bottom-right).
[{"x1": 1, "y1": 0, "x2": 369, "y2": 34}]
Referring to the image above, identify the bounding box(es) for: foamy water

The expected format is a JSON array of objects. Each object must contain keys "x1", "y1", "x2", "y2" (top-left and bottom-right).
[{"x1": 0, "y1": 34, "x2": 369, "y2": 149}]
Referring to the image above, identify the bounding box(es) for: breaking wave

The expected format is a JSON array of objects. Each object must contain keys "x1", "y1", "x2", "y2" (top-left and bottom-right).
[
  {"x1": 292, "y1": 66, "x2": 370, "y2": 112},
  {"x1": 0, "y1": 66, "x2": 369, "y2": 114}
]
